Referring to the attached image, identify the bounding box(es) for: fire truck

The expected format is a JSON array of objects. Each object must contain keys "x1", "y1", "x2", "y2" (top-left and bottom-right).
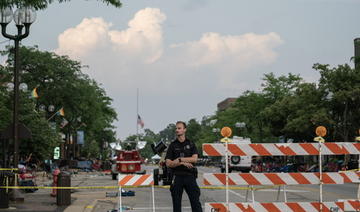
[{"x1": 110, "y1": 140, "x2": 146, "y2": 180}]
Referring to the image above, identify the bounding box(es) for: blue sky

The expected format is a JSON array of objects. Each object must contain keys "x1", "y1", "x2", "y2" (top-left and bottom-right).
[{"x1": 1, "y1": 0, "x2": 359, "y2": 140}]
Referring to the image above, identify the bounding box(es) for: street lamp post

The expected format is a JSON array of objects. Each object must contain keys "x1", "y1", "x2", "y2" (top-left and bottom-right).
[
  {"x1": 0, "y1": 7, "x2": 36, "y2": 167},
  {"x1": 235, "y1": 122, "x2": 246, "y2": 136}
]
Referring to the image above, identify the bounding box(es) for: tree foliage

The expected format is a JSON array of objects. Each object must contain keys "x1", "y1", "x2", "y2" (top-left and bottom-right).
[
  {"x1": 0, "y1": 46, "x2": 117, "y2": 161},
  {"x1": 152, "y1": 64, "x2": 360, "y2": 156}
]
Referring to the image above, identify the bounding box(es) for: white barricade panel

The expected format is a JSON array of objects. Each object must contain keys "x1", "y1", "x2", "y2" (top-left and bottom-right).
[
  {"x1": 202, "y1": 143, "x2": 360, "y2": 156},
  {"x1": 118, "y1": 174, "x2": 154, "y2": 186},
  {"x1": 203, "y1": 172, "x2": 360, "y2": 185},
  {"x1": 343, "y1": 199, "x2": 360, "y2": 211},
  {"x1": 205, "y1": 200, "x2": 360, "y2": 212}
]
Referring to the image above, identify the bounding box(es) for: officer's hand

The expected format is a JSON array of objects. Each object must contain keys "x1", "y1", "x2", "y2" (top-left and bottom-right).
[{"x1": 181, "y1": 162, "x2": 193, "y2": 169}]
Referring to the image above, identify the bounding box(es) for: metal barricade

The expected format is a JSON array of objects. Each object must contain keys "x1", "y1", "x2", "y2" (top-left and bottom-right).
[{"x1": 202, "y1": 141, "x2": 360, "y2": 211}]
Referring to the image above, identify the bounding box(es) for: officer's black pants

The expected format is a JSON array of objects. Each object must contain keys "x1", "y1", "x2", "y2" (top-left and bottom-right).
[{"x1": 170, "y1": 175, "x2": 202, "y2": 212}]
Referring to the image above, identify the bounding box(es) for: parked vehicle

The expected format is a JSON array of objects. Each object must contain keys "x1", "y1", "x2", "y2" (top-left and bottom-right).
[{"x1": 220, "y1": 136, "x2": 252, "y2": 173}]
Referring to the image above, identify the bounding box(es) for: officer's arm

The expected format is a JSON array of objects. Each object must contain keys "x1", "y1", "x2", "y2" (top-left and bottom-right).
[
  {"x1": 165, "y1": 144, "x2": 181, "y2": 168},
  {"x1": 179, "y1": 154, "x2": 198, "y2": 164},
  {"x1": 166, "y1": 159, "x2": 181, "y2": 168}
]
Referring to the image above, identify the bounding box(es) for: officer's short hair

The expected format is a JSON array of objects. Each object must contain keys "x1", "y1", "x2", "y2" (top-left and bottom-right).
[{"x1": 176, "y1": 121, "x2": 187, "y2": 129}]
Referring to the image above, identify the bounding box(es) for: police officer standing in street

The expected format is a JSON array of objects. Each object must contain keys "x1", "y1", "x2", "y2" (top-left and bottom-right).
[{"x1": 165, "y1": 121, "x2": 203, "y2": 212}]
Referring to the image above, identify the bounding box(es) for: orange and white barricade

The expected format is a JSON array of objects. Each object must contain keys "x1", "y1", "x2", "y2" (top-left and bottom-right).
[
  {"x1": 203, "y1": 141, "x2": 360, "y2": 212},
  {"x1": 203, "y1": 142, "x2": 360, "y2": 157},
  {"x1": 205, "y1": 200, "x2": 360, "y2": 212},
  {"x1": 118, "y1": 174, "x2": 154, "y2": 212},
  {"x1": 203, "y1": 172, "x2": 360, "y2": 186}
]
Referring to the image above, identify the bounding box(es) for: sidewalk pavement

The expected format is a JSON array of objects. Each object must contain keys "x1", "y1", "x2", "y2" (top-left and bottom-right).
[
  {"x1": 0, "y1": 189, "x2": 65, "y2": 212},
  {"x1": 0, "y1": 189, "x2": 102, "y2": 212},
  {"x1": 0, "y1": 171, "x2": 113, "y2": 212}
]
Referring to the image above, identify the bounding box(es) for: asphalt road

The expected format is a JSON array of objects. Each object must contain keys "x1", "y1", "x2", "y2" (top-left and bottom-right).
[{"x1": 67, "y1": 165, "x2": 358, "y2": 212}]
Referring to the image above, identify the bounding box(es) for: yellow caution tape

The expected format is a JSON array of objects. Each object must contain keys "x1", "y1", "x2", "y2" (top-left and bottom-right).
[
  {"x1": 0, "y1": 185, "x2": 275, "y2": 190},
  {"x1": 0, "y1": 168, "x2": 18, "y2": 171},
  {"x1": 339, "y1": 169, "x2": 360, "y2": 172}
]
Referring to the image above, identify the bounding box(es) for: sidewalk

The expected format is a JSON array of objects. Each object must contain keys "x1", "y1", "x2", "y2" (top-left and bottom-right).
[
  {"x1": 0, "y1": 188, "x2": 98, "y2": 212},
  {"x1": 0, "y1": 171, "x2": 113, "y2": 212},
  {"x1": 0, "y1": 172, "x2": 64, "y2": 212},
  {"x1": 0, "y1": 189, "x2": 66, "y2": 212}
]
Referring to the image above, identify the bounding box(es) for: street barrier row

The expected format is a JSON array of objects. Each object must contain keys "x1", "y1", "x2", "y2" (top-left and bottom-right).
[
  {"x1": 205, "y1": 200, "x2": 360, "y2": 212},
  {"x1": 203, "y1": 142, "x2": 360, "y2": 156},
  {"x1": 203, "y1": 141, "x2": 360, "y2": 212}
]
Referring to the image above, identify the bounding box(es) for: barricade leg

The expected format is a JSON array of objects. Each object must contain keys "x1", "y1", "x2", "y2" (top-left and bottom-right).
[
  {"x1": 276, "y1": 185, "x2": 281, "y2": 201},
  {"x1": 283, "y1": 185, "x2": 287, "y2": 202},
  {"x1": 251, "y1": 186, "x2": 255, "y2": 203},
  {"x1": 152, "y1": 185, "x2": 155, "y2": 212},
  {"x1": 357, "y1": 155, "x2": 360, "y2": 200},
  {"x1": 245, "y1": 185, "x2": 255, "y2": 203},
  {"x1": 245, "y1": 185, "x2": 249, "y2": 202},
  {"x1": 276, "y1": 185, "x2": 287, "y2": 202},
  {"x1": 118, "y1": 174, "x2": 122, "y2": 212}
]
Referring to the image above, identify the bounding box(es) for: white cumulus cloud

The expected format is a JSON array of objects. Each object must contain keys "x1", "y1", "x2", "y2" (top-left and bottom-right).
[
  {"x1": 55, "y1": 17, "x2": 112, "y2": 59},
  {"x1": 53, "y1": 7, "x2": 285, "y2": 139},
  {"x1": 109, "y1": 8, "x2": 166, "y2": 63},
  {"x1": 171, "y1": 32, "x2": 283, "y2": 69},
  {"x1": 54, "y1": 7, "x2": 283, "y2": 95},
  {"x1": 55, "y1": 8, "x2": 166, "y2": 64}
]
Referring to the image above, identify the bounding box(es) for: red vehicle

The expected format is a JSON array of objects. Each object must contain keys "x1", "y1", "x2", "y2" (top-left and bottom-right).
[{"x1": 111, "y1": 141, "x2": 146, "y2": 180}]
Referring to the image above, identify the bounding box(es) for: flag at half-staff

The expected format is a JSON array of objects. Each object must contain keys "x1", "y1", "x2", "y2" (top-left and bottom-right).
[{"x1": 137, "y1": 115, "x2": 144, "y2": 128}]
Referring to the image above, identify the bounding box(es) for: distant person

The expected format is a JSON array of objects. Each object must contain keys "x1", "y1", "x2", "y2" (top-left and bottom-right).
[{"x1": 165, "y1": 121, "x2": 202, "y2": 212}]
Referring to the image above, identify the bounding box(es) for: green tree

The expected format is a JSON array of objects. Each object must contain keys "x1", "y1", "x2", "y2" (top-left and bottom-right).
[
  {"x1": 261, "y1": 72, "x2": 302, "y2": 103},
  {"x1": 186, "y1": 119, "x2": 201, "y2": 142},
  {"x1": 261, "y1": 73, "x2": 303, "y2": 138},
  {"x1": 0, "y1": 66, "x2": 11, "y2": 131},
  {"x1": 263, "y1": 82, "x2": 330, "y2": 142},
  {"x1": 314, "y1": 63, "x2": 360, "y2": 142},
  {"x1": 82, "y1": 139, "x2": 100, "y2": 159},
  {"x1": 0, "y1": 46, "x2": 117, "y2": 160},
  {"x1": 158, "y1": 123, "x2": 176, "y2": 142}
]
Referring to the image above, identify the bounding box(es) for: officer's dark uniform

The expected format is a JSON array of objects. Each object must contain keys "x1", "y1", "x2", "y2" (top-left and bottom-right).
[{"x1": 165, "y1": 138, "x2": 202, "y2": 212}]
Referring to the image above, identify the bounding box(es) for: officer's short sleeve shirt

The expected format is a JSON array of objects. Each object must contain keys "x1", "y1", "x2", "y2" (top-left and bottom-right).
[
  {"x1": 165, "y1": 138, "x2": 198, "y2": 161},
  {"x1": 165, "y1": 138, "x2": 198, "y2": 175}
]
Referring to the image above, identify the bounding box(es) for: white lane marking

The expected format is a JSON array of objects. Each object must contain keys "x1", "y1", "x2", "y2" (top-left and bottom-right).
[
  {"x1": 133, "y1": 206, "x2": 204, "y2": 210},
  {"x1": 259, "y1": 189, "x2": 310, "y2": 193}
]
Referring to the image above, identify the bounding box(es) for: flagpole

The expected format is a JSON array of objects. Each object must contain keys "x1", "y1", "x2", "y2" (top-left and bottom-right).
[
  {"x1": 136, "y1": 88, "x2": 139, "y2": 142},
  {"x1": 47, "y1": 111, "x2": 58, "y2": 121}
]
